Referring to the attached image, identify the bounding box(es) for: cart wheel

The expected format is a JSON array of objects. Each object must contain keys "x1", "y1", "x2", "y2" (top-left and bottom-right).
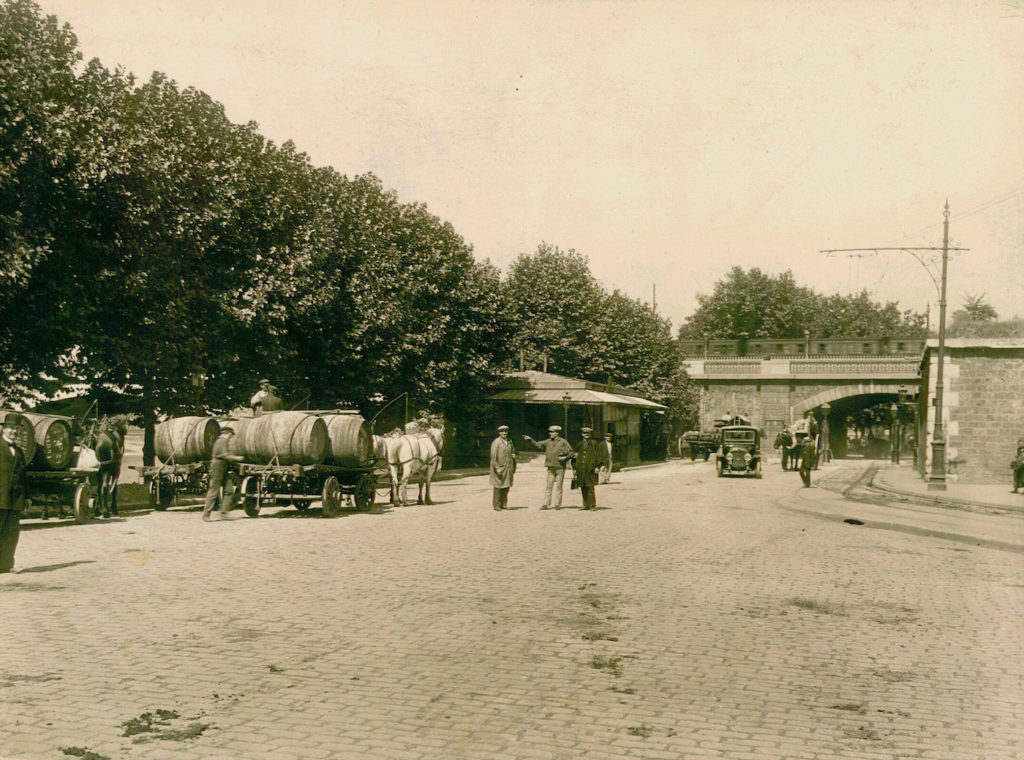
[
  {"x1": 354, "y1": 472, "x2": 376, "y2": 512},
  {"x1": 73, "y1": 481, "x2": 93, "y2": 524},
  {"x1": 241, "y1": 476, "x2": 262, "y2": 518},
  {"x1": 321, "y1": 476, "x2": 342, "y2": 518},
  {"x1": 149, "y1": 478, "x2": 174, "y2": 511}
]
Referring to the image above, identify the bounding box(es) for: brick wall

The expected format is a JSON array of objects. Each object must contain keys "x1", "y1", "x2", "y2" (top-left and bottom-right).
[{"x1": 945, "y1": 349, "x2": 1024, "y2": 484}]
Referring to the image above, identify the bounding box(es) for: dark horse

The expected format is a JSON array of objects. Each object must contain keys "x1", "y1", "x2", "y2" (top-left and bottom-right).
[
  {"x1": 773, "y1": 430, "x2": 802, "y2": 471},
  {"x1": 90, "y1": 418, "x2": 126, "y2": 518}
]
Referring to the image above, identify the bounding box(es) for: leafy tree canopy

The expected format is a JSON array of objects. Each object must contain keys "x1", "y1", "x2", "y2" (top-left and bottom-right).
[{"x1": 676, "y1": 266, "x2": 928, "y2": 340}]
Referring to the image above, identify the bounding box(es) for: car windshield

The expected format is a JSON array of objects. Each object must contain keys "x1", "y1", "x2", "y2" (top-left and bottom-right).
[{"x1": 724, "y1": 430, "x2": 755, "y2": 444}]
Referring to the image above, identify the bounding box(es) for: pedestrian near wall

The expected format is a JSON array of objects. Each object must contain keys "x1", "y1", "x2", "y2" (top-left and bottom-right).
[
  {"x1": 202, "y1": 426, "x2": 244, "y2": 522},
  {"x1": 0, "y1": 414, "x2": 28, "y2": 572},
  {"x1": 798, "y1": 434, "x2": 818, "y2": 488},
  {"x1": 490, "y1": 425, "x2": 516, "y2": 510},
  {"x1": 1012, "y1": 438, "x2": 1024, "y2": 494},
  {"x1": 522, "y1": 425, "x2": 574, "y2": 509},
  {"x1": 573, "y1": 426, "x2": 609, "y2": 510}
]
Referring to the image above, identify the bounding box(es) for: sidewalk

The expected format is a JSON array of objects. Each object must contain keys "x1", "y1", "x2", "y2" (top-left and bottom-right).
[{"x1": 872, "y1": 462, "x2": 1024, "y2": 512}]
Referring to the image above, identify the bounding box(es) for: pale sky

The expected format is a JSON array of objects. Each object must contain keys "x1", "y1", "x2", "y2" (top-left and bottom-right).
[{"x1": 36, "y1": 0, "x2": 1024, "y2": 330}]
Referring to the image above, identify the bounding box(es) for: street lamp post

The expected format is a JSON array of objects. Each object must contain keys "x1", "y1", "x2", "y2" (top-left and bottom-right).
[
  {"x1": 562, "y1": 392, "x2": 571, "y2": 434},
  {"x1": 820, "y1": 202, "x2": 966, "y2": 491},
  {"x1": 890, "y1": 403, "x2": 900, "y2": 465},
  {"x1": 820, "y1": 402, "x2": 831, "y2": 464}
]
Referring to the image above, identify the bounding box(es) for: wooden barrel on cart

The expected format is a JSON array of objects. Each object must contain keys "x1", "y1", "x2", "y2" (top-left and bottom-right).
[
  {"x1": 21, "y1": 413, "x2": 74, "y2": 470},
  {"x1": 230, "y1": 411, "x2": 328, "y2": 466},
  {"x1": 154, "y1": 416, "x2": 221, "y2": 464},
  {"x1": 0, "y1": 410, "x2": 37, "y2": 464},
  {"x1": 321, "y1": 413, "x2": 373, "y2": 467}
]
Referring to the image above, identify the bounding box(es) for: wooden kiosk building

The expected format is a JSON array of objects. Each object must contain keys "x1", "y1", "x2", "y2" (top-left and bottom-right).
[{"x1": 488, "y1": 371, "x2": 667, "y2": 468}]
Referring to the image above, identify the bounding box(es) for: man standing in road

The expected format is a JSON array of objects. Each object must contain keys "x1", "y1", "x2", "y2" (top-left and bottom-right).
[
  {"x1": 522, "y1": 425, "x2": 574, "y2": 509},
  {"x1": 202, "y1": 426, "x2": 244, "y2": 522},
  {"x1": 490, "y1": 425, "x2": 516, "y2": 510},
  {"x1": 1012, "y1": 438, "x2": 1024, "y2": 494},
  {"x1": 598, "y1": 432, "x2": 614, "y2": 484},
  {"x1": 0, "y1": 414, "x2": 28, "y2": 572},
  {"x1": 573, "y1": 426, "x2": 609, "y2": 510},
  {"x1": 798, "y1": 432, "x2": 818, "y2": 488}
]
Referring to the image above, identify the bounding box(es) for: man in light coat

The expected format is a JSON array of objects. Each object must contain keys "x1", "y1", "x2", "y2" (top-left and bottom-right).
[
  {"x1": 522, "y1": 425, "x2": 574, "y2": 509},
  {"x1": 598, "y1": 432, "x2": 614, "y2": 484},
  {"x1": 490, "y1": 425, "x2": 516, "y2": 511}
]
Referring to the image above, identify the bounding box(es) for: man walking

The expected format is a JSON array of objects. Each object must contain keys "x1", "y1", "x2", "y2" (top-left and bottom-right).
[
  {"x1": 0, "y1": 414, "x2": 28, "y2": 572},
  {"x1": 490, "y1": 425, "x2": 516, "y2": 510},
  {"x1": 573, "y1": 426, "x2": 609, "y2": 510},
  {"x1": 203, "y1": 426, "x2": 244, "y2": 522},
  {"x1": 599, "y1": 432, "x2": 614, "y2": 484},
  {"x1": 798, "y1": 433, "x2": 818, "y2": 488},
  {"x1": 522, "y1": 425, "x2": 574, "y2": 509}
]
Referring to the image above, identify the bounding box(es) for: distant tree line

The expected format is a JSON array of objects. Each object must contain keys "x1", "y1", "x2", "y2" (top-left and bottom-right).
[
  {"x1": 676, "y1": 267, "x2": 929, "y2": 340},
  {"x1": 0, "y1": 1, "x2": 698, "y2": 460}
]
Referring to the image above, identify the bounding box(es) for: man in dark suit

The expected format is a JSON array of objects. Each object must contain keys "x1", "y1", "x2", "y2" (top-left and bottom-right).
[
  {"x1": 0, "y1": 413, "x2": 28, "y2": 572},
  {"x1": 573, "y1": 427, "x2": 609, "y2": 510}
]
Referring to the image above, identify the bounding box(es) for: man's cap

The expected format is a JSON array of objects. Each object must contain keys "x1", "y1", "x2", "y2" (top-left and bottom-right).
[
  {"x1": 3, "y1": 413, "x2": 21, "y2": 426},
  {"x1": 548, "y1": 425, "x2": 561, "y2": 432},
  {"x1": 497, "y1": 424, "x2": 509, "y2": 431},
  {"x1": 259, "y1": 378, "x2": 271, "y2": 384},
  {"x1": 581, "y1": 426, "x2": 593, "y2": 433},
  {"x1": 603, "y1": 432, "x2": 612, "y2": 438}
]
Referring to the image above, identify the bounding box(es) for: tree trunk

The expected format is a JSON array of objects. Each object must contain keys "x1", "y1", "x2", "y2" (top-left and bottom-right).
[{"x1": 143, "y1": 381, "x2": 156, "y2": 467}]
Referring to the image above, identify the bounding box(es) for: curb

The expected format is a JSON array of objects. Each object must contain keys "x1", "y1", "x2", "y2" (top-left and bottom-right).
[{"x1": 870, "y1": 472, "x2": 1024, "y2": 514}]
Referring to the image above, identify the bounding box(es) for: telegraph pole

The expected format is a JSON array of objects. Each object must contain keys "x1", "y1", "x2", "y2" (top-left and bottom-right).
[{"x1": 820, "y1": 201, "x2": 966, "y2": 491}]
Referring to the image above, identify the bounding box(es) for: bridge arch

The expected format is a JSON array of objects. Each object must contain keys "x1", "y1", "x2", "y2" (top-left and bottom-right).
[{"x1": 790, "y1": 382, "x2": 907, "y2": 418}]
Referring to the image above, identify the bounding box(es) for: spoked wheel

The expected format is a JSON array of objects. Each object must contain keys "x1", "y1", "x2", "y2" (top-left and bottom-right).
[
  {"x1": 73, "y1": 481, "x2": 93, "y2": 524},
  {"x1": 354, "y1": 472, "x2": 376, "y2": 512},
  {"x1": 321, "y1": 476, "x2": 342, "y2": 518},
  {"x1": 241, "y1": 476, "x2": 263, "y2": 518}
]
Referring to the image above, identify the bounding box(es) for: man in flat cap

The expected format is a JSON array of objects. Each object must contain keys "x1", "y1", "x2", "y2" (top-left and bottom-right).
[
  {"x1": 522, "y1": 424, "x2": 574, "y2": 509},
  {"x1": 489, "y1": 425, "x2": 516, "y2": 510},
  {"x1": 598, "y1": 432, "x2": 614, "y2": 484},
  {"x1": 250, "y1": 379, "x2": 284, "y2": 416},
  {"x1": 573, "y1": 426, "x2": 609, "y2": 510},
  {"x1": 202, "y1": 425, "x2": 244, "y2": 522},
  {"x1": 0, "y1": 413, "x2": 28, "y2": 572}
]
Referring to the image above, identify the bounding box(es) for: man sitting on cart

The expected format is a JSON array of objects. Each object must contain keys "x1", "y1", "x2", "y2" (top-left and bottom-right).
[{"x1": 250, "y1": 379, "x2": 284, "y2": 416}]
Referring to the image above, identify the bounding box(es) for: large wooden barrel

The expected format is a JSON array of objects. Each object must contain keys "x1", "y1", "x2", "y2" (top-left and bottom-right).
[
  {"x1": 0, "y1": 410, "x2": 37, "y2": 464},
  {"x1": 21, "y1": 413, "x2": 74, "y2": 470},
  {"x1": 231, "y1": 411, "x2": 328, "y2": 466},
  {"x1": 321, "y1": 413, "x2": 373, "y2": 467},
  {"x1": 154, "y1": 416, "x2": 221, "y2": 464}
]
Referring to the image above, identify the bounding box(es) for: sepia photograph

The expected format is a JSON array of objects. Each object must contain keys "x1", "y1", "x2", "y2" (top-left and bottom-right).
[{"x1": 2, "y1": 1, "x2": 1023, "y2": 758}]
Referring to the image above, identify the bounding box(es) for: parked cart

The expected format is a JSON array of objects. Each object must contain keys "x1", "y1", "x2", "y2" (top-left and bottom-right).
[
  {"x1": 26, "y1": 469, "x2": 97, "y2": 523},
  {"x1": 237, "y1": 461, "x2": 376, "y2": 517}
]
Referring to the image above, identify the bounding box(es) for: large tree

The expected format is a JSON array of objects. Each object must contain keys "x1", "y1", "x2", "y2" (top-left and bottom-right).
[{"x1": 677, "y1": 266, "x2": 927, "y2": 339}]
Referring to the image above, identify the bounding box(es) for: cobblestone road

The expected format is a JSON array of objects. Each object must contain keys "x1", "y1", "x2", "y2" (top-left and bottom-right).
[{"x1": 2, "y1": 458, "x2": 1021, "y2": 759}]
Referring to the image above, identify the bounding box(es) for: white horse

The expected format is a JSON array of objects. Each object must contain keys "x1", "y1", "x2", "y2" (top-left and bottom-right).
[{"x1": 380, "y1": 423, "x2": 443, "y2": 505}]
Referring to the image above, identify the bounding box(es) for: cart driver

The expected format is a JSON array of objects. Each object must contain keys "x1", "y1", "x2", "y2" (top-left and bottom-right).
[{"x1": 250, "y1": 379, "x2": 284, "y2": 415}]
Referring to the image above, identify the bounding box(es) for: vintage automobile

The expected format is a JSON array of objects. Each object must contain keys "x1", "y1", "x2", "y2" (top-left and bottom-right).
[{"x1": 715, "y1": 424, "x2": 762, "y2": 478}]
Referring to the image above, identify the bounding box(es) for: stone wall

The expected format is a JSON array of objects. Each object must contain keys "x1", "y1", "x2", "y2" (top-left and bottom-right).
[{"x1": 942, "y1": 347, "x2": 1024, "y2": 484}]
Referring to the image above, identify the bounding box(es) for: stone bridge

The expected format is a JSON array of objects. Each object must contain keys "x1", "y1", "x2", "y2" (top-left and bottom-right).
[{"x1": 683, "y1": 354, "x2": 920, "y2": 456}]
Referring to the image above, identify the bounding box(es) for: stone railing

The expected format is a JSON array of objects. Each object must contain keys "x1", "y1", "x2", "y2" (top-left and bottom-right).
[{"x1": 790, "y1": 358, "x2": 919, "y2": 376}]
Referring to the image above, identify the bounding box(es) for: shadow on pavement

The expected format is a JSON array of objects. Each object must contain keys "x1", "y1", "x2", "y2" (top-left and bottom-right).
[{"x1": 17, "y1": 560, "x2": 95, "y2": 574}]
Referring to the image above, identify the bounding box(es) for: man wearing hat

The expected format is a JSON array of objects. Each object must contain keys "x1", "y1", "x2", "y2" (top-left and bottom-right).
[
  {"x1": 202, "y1": 425, "x2": 245, "y2": 522},
  {"x1": 572, "y1": 426, "x2": 609, "y2": 510},
  {"x1": 250, "y1": 379, "x2": 284, "y2": 415},
  {"x1": 489, "y1": 425, "x2": 516, "y2": 510},
  {"x1": 522, "y1": 425, "x2": 574, "y2": 509},
  {"x1": 0, "y1": 413, "x2": 28, "y2": 572}
]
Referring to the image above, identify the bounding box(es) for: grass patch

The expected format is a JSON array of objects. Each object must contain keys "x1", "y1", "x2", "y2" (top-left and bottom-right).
[
  {"x1": 60, "y1": 749, "x2": 110, "y2": 760},
  {"x1": 120, "y1": 710, "x2": 180, "y2": 737},
  {"x1": 626, "y1": 724, "x2": 653, "y2": 737},
  {"x1": 830, "y1": 703, "x2": 865, "y2": 713}
]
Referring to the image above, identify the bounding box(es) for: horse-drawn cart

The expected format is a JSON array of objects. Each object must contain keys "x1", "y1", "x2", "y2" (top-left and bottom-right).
[
  {"x1": 237, "y1": 462, "x2": 376, "y2": 517},
  {"x1": 26, "y1": 469, "x2": 97, "y2": 523},
  {"x1": 132, "y1": 461, "x2": 216, "y2": 511}
]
